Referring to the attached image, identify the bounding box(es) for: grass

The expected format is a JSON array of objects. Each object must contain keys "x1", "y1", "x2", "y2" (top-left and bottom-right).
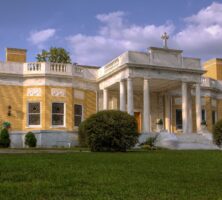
[{"x1": 0, "y1": 150, "x2": 222, "y2": 200}]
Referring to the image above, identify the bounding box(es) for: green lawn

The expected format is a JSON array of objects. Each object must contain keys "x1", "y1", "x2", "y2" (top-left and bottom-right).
[{"x1": 0, "y1": 151, "x2": 222, "y2": 200}]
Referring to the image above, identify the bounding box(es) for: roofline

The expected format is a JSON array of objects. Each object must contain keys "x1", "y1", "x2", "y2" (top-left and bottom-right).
[{"x1": 6, "y1": 47, "x2": 27, "y2": 52}]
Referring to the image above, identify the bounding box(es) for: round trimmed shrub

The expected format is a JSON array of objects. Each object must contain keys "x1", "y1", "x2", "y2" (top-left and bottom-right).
[
  {"x1": 79, "y1": 110, "x2": 139, "y2": 152},
  {"x1": 0, "y1": 128, "x2": 10, "y2": 148},
  {"x1": 212, "y1": 119, "x2": 222, "y2": 147},
  {"x1": 25, "y1": 132, "x2": 37, "y2": 147}
]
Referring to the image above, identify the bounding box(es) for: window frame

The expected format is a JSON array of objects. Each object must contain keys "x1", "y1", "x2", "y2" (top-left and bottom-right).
[
  {"x1": 27, "y1": 101, "x2": 41, "y2": 128},
  {"x1": 74, "y1": 104, "x2": 84, "y2": 127},
  {"x1": 51, "y1": 102, "x2": 66, "y2": 128}
]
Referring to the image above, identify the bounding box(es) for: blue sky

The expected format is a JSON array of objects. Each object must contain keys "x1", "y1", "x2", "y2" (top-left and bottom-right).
[{"x1": 0, "y1": 0, "x2": 222, "y2": 65}]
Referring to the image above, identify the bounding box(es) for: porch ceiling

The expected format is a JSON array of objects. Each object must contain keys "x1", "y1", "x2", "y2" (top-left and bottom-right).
[{"x1": 108, "y1": 78, "x2": 181, "y2": 92}]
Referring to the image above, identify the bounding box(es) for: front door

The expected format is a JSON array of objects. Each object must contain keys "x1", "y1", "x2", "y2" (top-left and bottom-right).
[{"x1": 134, "y1": 112, "x2": 141, "y2": 133}]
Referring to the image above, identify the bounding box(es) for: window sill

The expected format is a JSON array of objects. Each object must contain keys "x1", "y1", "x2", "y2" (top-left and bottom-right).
[
  {"x1": 26, "y1": 125, "x2": 42, "y2": 128},
  {"x1": 50, "y1": 126, "x2": 66, "y2": 129}
]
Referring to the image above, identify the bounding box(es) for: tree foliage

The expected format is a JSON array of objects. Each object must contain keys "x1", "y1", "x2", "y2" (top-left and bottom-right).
[
  {"x1": 25, "y1": 132, "x2": 37, "y2": 147},
  {"x1": 36, "y1": 47, "x2": 72, "y2": 63},
  {"x1": 212, "y1": 119, "x2": 222, "y2": 147},
  {"x1": 0, "y1": 128, "x2": 10, "y2": 147}
]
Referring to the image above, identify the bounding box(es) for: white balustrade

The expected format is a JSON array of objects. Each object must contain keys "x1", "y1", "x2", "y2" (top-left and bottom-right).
[
  {"x1": 27, "y1": 63, "x2": 42, "y2": 71},
  {"x1": 50, "y1": 63, "x2": 67, "y2": 72}
]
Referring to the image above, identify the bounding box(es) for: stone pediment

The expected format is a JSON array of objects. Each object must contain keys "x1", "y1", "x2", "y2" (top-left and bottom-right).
[{"x1": 149, "y1": 47, "x2": 183, "y2": 68}]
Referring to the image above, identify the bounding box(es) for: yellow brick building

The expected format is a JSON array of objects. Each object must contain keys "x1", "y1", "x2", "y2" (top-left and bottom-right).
[{"x1": 0, "y1": 46, "x2": 221, "y2": 147}]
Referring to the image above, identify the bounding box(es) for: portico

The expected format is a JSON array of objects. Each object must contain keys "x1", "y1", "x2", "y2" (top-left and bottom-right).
[{"x1": 98, "y1": 45, "x2": 204, "y2": 134}]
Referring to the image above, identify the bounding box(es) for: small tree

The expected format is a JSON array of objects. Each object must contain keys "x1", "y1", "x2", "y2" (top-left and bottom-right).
[
  {"x1": 0, "y1": 128, "x2": 10, "y2": 147},
  {"x1": 25, "y1": 132, "x2": 37, "y2": 147},
  {"x1": 212, "y1": 120, "x2": 222, "y2": 147},
  {"x1": 79, "y1": 110, "x2": 138, "y2": 152},
  {"x1": 36, "y1": 47, "x2": 72, "y2": 63}
]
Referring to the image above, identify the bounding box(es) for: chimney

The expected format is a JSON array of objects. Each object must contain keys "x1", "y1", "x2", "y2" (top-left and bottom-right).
[{"x1": 6, "y1": 48, "x2": 27, "y2": 63}]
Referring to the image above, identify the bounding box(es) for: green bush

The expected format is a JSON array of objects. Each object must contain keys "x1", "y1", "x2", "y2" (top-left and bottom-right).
[
  {"x1": 0, "y1": 128, "x2": 10, "y2": 148},
  {"x1": 2, "y1": 121, "x2": 11, "y2": 129},
  {"x1": 212, "y1": 120, "x2": 222, "y2": 147},
  {"x1": 79, "y1": 110, "x2": 139, "y2": 152},
  {"x1": 25, "y1": 132, "x2": 37, "y2": 147}
]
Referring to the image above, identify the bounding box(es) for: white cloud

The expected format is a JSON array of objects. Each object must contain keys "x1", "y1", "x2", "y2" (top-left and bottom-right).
[
  {"x1": 185, "y1": 2, "x2": 222, "y2": 26},
  {"x1": 67, "y1": 2, "x2": 222, "y2": 66},
  {"x1": 67, "y1": 11, "x2": 174, "y2": 65},
  {"x1": 173, "y1": 2, "x2": 222, "y2": 59},
  {"x1": 28, "y1": 28, "x2": 56, "y2": 48}
]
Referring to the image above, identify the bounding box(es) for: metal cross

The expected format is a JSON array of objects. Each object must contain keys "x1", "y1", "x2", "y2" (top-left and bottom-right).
[{"x1": 161, "y1": 32, "x2": 169, "y2": 48}]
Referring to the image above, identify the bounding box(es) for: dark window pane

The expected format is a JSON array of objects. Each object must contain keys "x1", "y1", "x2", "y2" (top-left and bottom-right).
[
  {"x1": 176, "y1": 109, "x2": 182, "y2": 129},
  {"x1": 74, "y1": 104, "x2": 82, "y2": 115},
  {"x1": 212, "y1": 111, "x2": 216, "y2": 125},
  {"x1": 29, "y1": 103, "x2": 40, "y2": 113},
  {"x1": 29, "y1": 114, "x2": 40, "y2": 125},
  {"x1": 52, "y1": 114, "x2": 64, "y2": 126},
  {"x1": 201, "y1": 109, "x2": 206, "y2": 121},
  {"x1": 52, "y1": 103, "x2": 64, "y2": 114},
  {"x1": 75, "y1": 116, "x2": 82, "y2": 126}
]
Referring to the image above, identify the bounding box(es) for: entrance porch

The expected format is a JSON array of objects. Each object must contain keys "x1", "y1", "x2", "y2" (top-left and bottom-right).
[{"x1": 99, "y1": 78, "x2": 202, "y2": 134}]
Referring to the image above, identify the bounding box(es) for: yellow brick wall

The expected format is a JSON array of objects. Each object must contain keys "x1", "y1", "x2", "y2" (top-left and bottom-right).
[
  {"x1": 6, "y1": 48, "x2": 26, "y2": 63},
  {"x1": 0, "y1": 85, "x2": 23, "y2": 130},
  {"x1": 0, "y1": 85, "x2": 97, "y2": 132},
  {"x1": 204, "y1": 59, "x2": 222, "y2": 80}
]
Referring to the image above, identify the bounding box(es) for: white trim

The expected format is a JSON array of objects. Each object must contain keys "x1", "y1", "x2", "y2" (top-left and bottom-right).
[
  {"x1": 51, "y1": 102, "x2": 66, "y2": 128},
  {"x1": 26, "y1": 101, "x2": 42, "y2": 128},
  {"x1": 74, "y1": 104, "x2": 84, "y2": 128}
]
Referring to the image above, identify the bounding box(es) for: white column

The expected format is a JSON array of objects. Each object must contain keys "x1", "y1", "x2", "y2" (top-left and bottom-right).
[
  {"x1": 187, "y1": 86, "x2": 193, "y2": 133},
  {"x1": 196, "y1": 83, "x2": 202, "y2": 133},
  {"x1": 143, "y1": 79, "x2": 150, "y2": 133},
  {"x1": 127, "y1": 78, "x2": 134, "y2": 116},
  {"x1": 103, "y1": 89, "x2": 108, "y2": 110},
  {"x1": 182, "y1": 82, "x2": 188, "y2": 134},
  {"x1": 165, "y1": 95, "x2": 171, "y2": 132},
  {"x1": 119, "y1": 80, "x2": 126, "y2": 111}
]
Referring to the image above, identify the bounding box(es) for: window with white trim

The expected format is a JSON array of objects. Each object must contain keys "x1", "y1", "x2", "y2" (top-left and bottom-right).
[
  {"x1": 28, "y1": 102, "x2": 40, "y2": 126},
  {"x1": 52, "y1": 103, "x2": 64, "y2": 126},
  {"x1": 74, "y1": 104, "x2": 83, "y2": 127}
]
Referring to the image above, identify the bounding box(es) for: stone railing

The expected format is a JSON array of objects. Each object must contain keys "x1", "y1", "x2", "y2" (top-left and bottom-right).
[
  {"x1": 22, "y1": 62, "x2": 98, "y2": 80},
  {"x1": 50, "y1": 63, "x2": 67, "y2": 73},
  {"x1": 0, "y1": 61, "x2": 23, "y2": 74},
  {"x1": 201, "y1": 77, "x2": 218, "y2": 89},
  {"x1": 104, "y1": 58, "x2": 119, "y2": 73},
  {"x1": 24, "y1": 62, "x2": 72, "y2": 75},
  {"x1": 27, "y1": 62, "x2": 42, "y2": 72}
]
